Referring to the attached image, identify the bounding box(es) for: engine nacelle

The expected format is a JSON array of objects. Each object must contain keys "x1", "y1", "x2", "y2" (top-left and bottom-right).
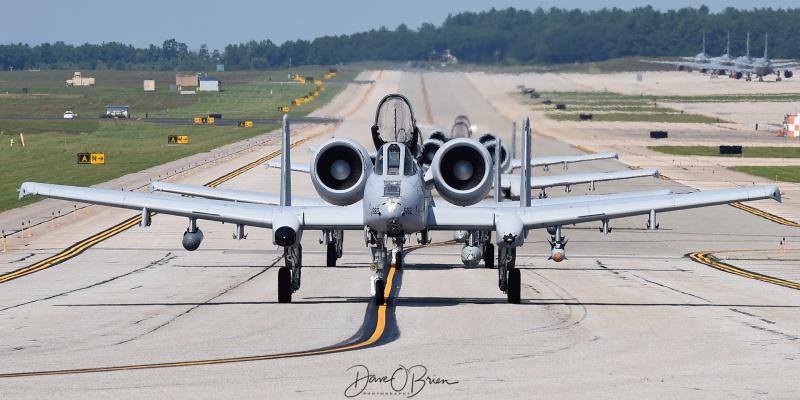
[
  {"x1": 785, "y1": 70, "x2": 793, "y2": 79},
  {"x1": 310, "y1": 138, "x2": 372, "y2": 206},
  {"x1": 430, "y1": 138, "x2": 493, "y2": 206},
  {"x1": 478, "y1": 133, "x2": 511, "y2": 173},
  {"x1": 421, "y1": 138, "x2": 444, "y2": 169},
  {"x1": 732, "y1": 71, "x2": 743, "y2": 79},
  {"x1": 182, "y1": 229, "x2": 204, "y2": 251},
  {"x1": 551, "y1": 248, "x2": 566, "y2": 262},
  {"x1": 461, "y1": 245, "x2": 483, "y2": 267},
  {"x1": 427, "y1": 129, "x2": 449, "y2": 142}
]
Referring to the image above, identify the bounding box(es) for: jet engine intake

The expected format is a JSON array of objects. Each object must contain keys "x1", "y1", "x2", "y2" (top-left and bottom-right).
[
  {"x1": 310, "y1": 138, "x2": 372, "y2": 206},
  {"x1": 421, "y1": 138, "x2": 444, "y2": 169},
  {"x1": 430, "y1": 138, "x2": 493, "y2": 206},
  {"x1": 427, "y1": 129, "x2": 449, "y2": 143},
  {"x1": 478, "y1": 133, "x2": 511, "y2": 173},
  {"x1": 785, "y1": 70, "x2": 793, "y2": 79}
]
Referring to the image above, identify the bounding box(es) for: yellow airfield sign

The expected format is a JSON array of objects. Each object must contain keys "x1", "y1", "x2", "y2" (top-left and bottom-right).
[
  {"x1": 168, "y1": 135, "x2": 189, "y2": 144},
  {"x1": 77, "y1": 153, "x2": 105, "y2": 164}
]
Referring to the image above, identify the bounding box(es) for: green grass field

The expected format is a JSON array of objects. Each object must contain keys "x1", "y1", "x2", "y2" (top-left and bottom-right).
[
  {"x1": 646, "y1": 146, "x2": 800, "y2": 183},
  {"x1": 648, "y1": 146, "x2": 800, "y2": 158},
  {"x1": 519, "y1": 91, "x2": 726, "y2": 123},
  {"x1": 0, "y1": 68, "x2": 358, "y2": 119},
  {"x1": 518, "y1": 90, "x2": 800, "y2": 124},
  {"x1": 545, "y1": 112, "x2": 720, "y2": 123},
  {"x1": 729, "y1": 166, "x2": 800, "y2": 183},
  {"x1": 0, "y1": 68, "x2": 357, "y2": 211}
]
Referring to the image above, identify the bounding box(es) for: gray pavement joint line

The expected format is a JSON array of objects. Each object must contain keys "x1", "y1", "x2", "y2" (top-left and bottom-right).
[
  {"x1": 0, "y1": 264, "x2": 401, "y2": 379},
  {"x1": 0, "y1": 253, "x2": 176, "y2": 312},
  {"x1": 112, "y1": 261, "x2": 277, "y2": 346},
  {"x1": 632, "y1": 274, "x2": 711, "y2": 302}
]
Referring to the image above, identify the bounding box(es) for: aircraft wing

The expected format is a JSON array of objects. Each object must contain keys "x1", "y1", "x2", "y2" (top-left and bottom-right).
[
  {"x1": 519, "y1": 186, "x2": 780, "y2": 229},
  {"x1": 150, "y1": 181, "x2": 330, "y2": 206},
  {"x1": 510, "y1": 152, "x2": 619, "y2": 170},
  {"x1": 18, "y1": 182, "x2": 364, "y2": 230},
  {"x1": 266, "y1": 159, "x2": 311, "y2": 172},
  {"x1": 426, "y1": 186, "x2": 780, "y2": 230},
  {"x1": 265, "y1": 152, "x2": 378, "y2": 172},
  {"x1": 770, "y1": 61, "x2": 800, "y2": 69},
  {"x1": 502, "y1": 168, "x2": 660, "y2": 199}
]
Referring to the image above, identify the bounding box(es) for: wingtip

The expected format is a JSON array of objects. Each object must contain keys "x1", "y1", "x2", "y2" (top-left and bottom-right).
[{"x1": 18, "y1": 182, "x2": 33, "y2": 200}]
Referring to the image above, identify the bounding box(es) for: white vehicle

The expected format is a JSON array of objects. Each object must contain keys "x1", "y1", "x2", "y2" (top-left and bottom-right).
[{"x1": 63, "y1": 111, "x2": 76, "y2": 119}]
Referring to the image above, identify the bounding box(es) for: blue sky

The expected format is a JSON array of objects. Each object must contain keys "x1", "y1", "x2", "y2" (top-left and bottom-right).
[{"x1": 2, "y1": 1, "x2": 785, "y2": 51}]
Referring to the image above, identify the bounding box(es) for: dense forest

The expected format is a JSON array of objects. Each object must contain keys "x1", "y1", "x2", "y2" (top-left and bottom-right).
[{"x1": 2, "y1": 6, "x2": 799, "y2": 71}]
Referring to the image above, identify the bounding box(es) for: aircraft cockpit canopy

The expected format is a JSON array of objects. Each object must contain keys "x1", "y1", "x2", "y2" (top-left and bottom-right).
[
  {"x1": 451, "y1": 115, "x2": 472, "y2": 138},
  {"x1": 371, "y1": 94, "x2": 420, "y2": 159},
  {"x1": 374, "y1": 143, "x2": 416, "y2": 177}
]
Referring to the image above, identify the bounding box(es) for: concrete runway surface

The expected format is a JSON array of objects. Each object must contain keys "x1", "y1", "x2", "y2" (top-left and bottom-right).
[{"x1": 0, "y1": 70, "x2": 798, "y2": 399}]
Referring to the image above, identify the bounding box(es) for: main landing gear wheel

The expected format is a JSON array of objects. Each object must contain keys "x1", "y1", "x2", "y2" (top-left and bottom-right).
[
  {"x1": 375, "y1": 279, "x2": 385, "y2": 306},
  {"x1": 278, "y1": 267, "x2": 292, "y2": 303},
  {"x1": 326, "y1": 242, "x2": 337, "y2": 267},
  {"x1": 483, "y1": 243, "x2": 494, "y2": 269},
  {"x1": 507, "y1": 268, "x2": 521, "y2": 304}
]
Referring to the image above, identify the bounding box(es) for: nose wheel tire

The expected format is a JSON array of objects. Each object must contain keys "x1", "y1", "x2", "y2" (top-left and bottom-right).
[
  {"x1": 375, "y1": 279, "x2": 385, "y2": 306},
  {"x1": 395, "y1": 250, "x2": 403, "y2": 270},
  {"x1": 278, "y1": 267, "x2": 292, "y2": 303},
  {"x1": 507, "y1": 268, "x2": 520, "y2": 304}
]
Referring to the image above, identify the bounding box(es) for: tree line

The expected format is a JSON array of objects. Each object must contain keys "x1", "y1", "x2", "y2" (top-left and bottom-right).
[{"x1": 2, "y1": 6, "x2": 799, "y2": 71}]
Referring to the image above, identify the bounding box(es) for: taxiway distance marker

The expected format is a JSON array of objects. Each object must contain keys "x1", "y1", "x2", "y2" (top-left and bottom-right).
[{"x1": 168, "y1": 135, "x2": 189, "y2": 144}]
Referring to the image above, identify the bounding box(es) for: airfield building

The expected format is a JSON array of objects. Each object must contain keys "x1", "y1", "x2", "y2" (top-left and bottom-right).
[{"x1": 198, "y1": 77, "x2": 221, "y2": 91}]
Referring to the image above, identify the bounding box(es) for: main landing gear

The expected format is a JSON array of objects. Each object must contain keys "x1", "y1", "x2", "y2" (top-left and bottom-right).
[
  {"x1": 324, "y1": 229, "x2": 344, "y2": 267},
  {"x1": 497, "y1": 247, "x2": 520, "y2": 304},
  {"x1": 278, "y1": 244, "x2": 302, "y2": 303}
]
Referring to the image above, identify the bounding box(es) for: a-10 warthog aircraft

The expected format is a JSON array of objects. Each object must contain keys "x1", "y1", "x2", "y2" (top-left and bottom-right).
[{"x1": 19, "y1": 94, "x2": 782, "y2": 304}]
